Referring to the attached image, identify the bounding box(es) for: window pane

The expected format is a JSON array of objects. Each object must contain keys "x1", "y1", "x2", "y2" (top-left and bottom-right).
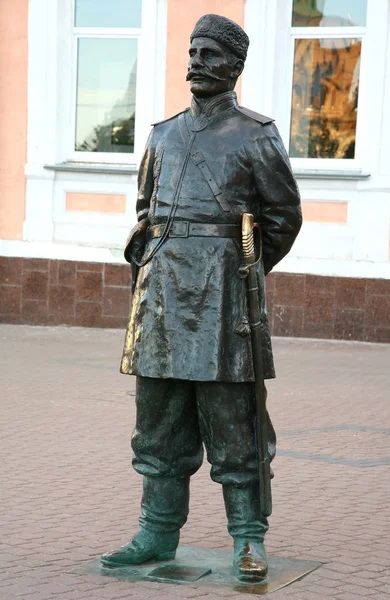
[
  {"x1": 289, "y1": 38, "x2": 361, "y2": 159},
  {"x1": 75, "y1": 0, "x2": 142, "y2": 28},
  {"x1": 75, "y1": 38, "x2": 137, "y2": 154},
  {"x1": 292, "y1": 0, "x2": 367, "y2": 27}
]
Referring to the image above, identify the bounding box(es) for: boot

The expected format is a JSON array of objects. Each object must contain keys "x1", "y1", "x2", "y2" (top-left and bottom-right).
[
  {"x1": 223, "y1": 484, "x2": 269, "y2": 582},
  {"x1": 233, "y1": 539, "x2": 268, "y2": 582},
  {"x1": 101, "y1": 528, "x2": 179, "y2": 566},
  {"x1": 101, "y1": 477, "x2": 189, "y2": 567}
]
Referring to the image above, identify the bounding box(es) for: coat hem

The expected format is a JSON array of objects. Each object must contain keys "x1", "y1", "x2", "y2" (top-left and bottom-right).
[{"x1": 120, "y1": 366, "x2": 276, "y2": 382}]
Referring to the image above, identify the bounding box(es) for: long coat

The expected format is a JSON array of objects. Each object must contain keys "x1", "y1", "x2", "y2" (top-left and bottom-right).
[{"x1": 121, "y1": 91, "x2": 302, "y2": 382}]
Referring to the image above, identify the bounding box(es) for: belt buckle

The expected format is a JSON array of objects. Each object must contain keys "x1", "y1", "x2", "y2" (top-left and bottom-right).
[{"x1": 170, "y1": 221, "x2": 189, "y2": 238}]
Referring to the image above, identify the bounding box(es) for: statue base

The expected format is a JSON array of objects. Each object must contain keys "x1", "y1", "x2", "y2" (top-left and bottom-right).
[{"x1": 72, "y1": 546, "x2": 322, "y2": 594}]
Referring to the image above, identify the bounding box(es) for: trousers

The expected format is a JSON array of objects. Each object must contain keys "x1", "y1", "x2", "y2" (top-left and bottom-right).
[{"x1": 131, "y1": 377, "x2": 276, "y2": 487}]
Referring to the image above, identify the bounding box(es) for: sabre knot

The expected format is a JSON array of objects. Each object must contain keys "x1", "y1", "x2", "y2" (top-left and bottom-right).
[{"x1": 235, "y1": 315, "x2": 251, "y2": 337}]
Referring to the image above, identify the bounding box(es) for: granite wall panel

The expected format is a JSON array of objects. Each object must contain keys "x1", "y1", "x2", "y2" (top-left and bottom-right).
[{"x1": 0, "y1": 257, "x2": 389, "y2": 343}]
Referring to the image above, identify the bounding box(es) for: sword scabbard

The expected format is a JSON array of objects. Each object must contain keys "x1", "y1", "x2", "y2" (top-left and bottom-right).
[{"x1": 241, "y1": 213, "x2": 272, "y2": 518}]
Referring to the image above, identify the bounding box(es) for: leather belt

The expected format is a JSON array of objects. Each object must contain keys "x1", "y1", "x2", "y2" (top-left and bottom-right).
[{"x1": 148, "y1": 221, "x2": 241, "y2": 240}]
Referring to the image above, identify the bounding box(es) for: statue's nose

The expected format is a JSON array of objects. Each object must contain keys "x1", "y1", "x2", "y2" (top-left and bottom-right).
[{"x1": 189, "y1": 53, "x2": 203, "y2": 69}]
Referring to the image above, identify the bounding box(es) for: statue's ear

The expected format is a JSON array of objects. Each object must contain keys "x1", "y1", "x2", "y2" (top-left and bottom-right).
[{"x1": 231, "y1": 59, "x2": 244, "y2": 79}]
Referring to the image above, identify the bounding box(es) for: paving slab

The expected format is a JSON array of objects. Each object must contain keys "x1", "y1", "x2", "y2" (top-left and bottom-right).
[{"x1": 1, "y1": 325, "x2": 390, "y2": 599}]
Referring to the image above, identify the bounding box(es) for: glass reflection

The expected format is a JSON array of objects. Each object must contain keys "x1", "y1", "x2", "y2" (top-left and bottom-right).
[
  {"x1": 75, "y1": 0, "x2": 142, "y2": 28},
  {"x1": 75, "y1": 38, "x2": 137, "y2": 153},
  {"x1": 289, "y1": 38, "x2": 361, "y2": 159},
  {"x1": 292, "y1": 0, "x2": 367, "y2": 27}
]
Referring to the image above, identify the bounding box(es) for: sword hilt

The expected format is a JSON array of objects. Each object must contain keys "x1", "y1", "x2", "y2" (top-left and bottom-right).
[
  {"x1": 242, "y1": 213, "x2": 262, "y2": 266},
  {"x1": 242, "y1": 213, "x2": 255, "y2": 264}
]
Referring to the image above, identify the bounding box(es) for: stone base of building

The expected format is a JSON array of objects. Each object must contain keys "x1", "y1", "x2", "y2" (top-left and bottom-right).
[{"x1": 1, "y1": 257, "x2": 389, "y2": 343}]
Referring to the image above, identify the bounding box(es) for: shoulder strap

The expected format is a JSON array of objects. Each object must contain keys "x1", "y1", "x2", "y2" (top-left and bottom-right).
[
  {"x1": 178, "y1": 113, "x2": 231, "y2": 214},
  {"x1": 152, "y1": 108, "x2": 190, "y2": 127},
  {"x1": 235, "y1": 105, "x2": 274, "y2": 125}
]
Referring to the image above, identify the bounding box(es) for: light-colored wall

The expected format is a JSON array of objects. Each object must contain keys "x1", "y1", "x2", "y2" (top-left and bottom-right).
[
  {"x1": 165, "y1": 0, "x2": 245, "y2": 118},
  {"x1": 0, "y1": 0, "x2": 28, "y2": 239},
  {"x1": 66, "y1": 193, "x2": 127, "y2": 214},
  {"x1": 301, "y1": 201, "x2": 348, "y2": 224}
]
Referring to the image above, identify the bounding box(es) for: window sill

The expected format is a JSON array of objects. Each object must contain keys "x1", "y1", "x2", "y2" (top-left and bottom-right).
[
  {"x1": 293, "y1": 169, "x2": 371, "y2": 180},
  {"x1": 44, "y1": 162, "x2": 138, "y2": 175},
  {"x1": 44, "y1": 164, "x2": 371, "y2": 181}
]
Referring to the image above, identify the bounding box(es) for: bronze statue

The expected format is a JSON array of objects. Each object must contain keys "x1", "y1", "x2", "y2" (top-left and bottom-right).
[{"x1": 101, "y1": 14, "x2": 302, "y2": 583}]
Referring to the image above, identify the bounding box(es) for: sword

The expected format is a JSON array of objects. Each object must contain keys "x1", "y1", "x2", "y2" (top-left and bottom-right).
[{"x1": 240, "y1": 213, "x2": 272, "y2": 517}]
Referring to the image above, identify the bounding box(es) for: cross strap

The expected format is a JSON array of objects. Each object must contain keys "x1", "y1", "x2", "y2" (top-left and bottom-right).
[
  {"x1": 131, "y1": 123, "x2": 196, "y2": 267},
  {"x1": 178, "y1": 113, "x2": 232, "y2": 214}
]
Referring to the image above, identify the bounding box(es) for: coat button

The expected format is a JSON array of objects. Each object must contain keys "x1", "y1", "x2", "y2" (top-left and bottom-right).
[{"x1": 191, "y1": 116, "x2": 208, "y2": 131}]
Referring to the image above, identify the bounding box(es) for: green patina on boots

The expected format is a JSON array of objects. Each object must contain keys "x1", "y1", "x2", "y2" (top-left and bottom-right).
[
  {"x1": 101, "y1": 528, "x2": 179, "y2": 567},
  {"x1": 101, "y1": 478, "x2": 269, "y2": 582}
]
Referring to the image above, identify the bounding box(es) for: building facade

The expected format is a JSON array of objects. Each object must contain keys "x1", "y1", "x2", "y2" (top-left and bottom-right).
[{"x1": 1, "y1": 0, "x2": 390, "y2": 342}]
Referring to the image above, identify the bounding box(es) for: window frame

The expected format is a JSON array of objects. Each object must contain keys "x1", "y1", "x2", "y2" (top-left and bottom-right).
[
  {"x1": 243, "y1": 0, "x2": 386, "y2": 174},
  {"x1": 284, "y1": 3, "x2": 368, "y2": 170},
  {"x1": 287, "y1": 30, "x2": 365, "y2": 168},
  {"x1": 57, "y1": 0, "x2": 160, "y2": 166},
  {"x1": 71, "y1": 27, "x2": 140, "y2": 163}
]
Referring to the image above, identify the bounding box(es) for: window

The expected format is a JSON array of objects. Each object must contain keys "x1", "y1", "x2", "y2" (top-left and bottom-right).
[
  {"x1": 72, "y1": 0, "x2": 143, "y2": 162},
  {"x1": 288, "y1": 0, "x2": 367, "y2": 161}
]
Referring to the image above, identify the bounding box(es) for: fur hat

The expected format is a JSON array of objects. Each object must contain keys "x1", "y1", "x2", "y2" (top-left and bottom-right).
[{"x1": 190, "y1": 14, "x2": 249, "y2": 61}]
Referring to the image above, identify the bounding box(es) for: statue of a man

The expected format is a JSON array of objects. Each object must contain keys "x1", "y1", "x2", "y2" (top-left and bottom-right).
[{"x1": 102, "y1": 14, "x2": 302, "y2": 582}]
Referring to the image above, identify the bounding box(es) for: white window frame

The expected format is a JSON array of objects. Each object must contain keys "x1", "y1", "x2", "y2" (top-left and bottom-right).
[
  {"x1": 285, "y1": 4, "x2": 366, "y2": 170},
  {"x1": 71, "y1": 13, "x2": 140, "y2": 164},
  {"x1": 24, "y1": 0, "x2": 167, "y2": 243},
  {"x1": 56, "y1": 0, "x2": 162, "y2": 167},
  {"x1": 243, "y1": 0, "x2": 388, "y2": 174}
]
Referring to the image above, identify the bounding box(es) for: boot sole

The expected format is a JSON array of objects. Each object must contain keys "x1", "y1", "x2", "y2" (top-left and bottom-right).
[
  {"x1": 234, "y1": 567, "x2": 268, "y2": 583},
  {"x1": 155, "y1": 551, "x2": 176, "y2": 561}
]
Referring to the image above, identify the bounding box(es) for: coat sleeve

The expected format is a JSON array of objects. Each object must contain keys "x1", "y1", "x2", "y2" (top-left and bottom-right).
[
  {"x1": 250, "y1": 123, "x2": 302, "y2": 276},
  {"x1": 136, "y1": 128, "x2": 156, "y2": 222}
]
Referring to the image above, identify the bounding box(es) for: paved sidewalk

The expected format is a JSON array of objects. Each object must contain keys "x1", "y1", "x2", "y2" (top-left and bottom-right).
[{"x1": 1, "y1": 325, "x2": 389, "y2": 600}]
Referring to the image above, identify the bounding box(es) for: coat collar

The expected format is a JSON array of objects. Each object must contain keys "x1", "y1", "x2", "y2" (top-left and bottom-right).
[{"x1": 190, "y1": 91, "x2": 238, "y2": 118}]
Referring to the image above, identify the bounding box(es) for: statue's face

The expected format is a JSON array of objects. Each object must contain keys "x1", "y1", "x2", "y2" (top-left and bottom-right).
[{"x1": 187, "y1": 37, "x2": 242, "y2": 98}]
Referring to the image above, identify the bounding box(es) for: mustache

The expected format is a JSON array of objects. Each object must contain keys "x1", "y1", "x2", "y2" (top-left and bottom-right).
[{"x1": 186, "y1": 69, "x2": 225, "y2": 82}]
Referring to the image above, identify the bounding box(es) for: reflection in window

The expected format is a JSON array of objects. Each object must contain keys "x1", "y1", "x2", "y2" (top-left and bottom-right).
[
  {"x1": 75, "y1": 0, "x2": 142, "y2": 28},
  {"x1": 289, "y1": 38, "x2": 361, "y2": 159},
  {"x1": 75, "y1": 38, "x2": 138, "y2": 153},
  {"x1": 292, "y1": 0, "x2": 367, "y2": 27}
]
